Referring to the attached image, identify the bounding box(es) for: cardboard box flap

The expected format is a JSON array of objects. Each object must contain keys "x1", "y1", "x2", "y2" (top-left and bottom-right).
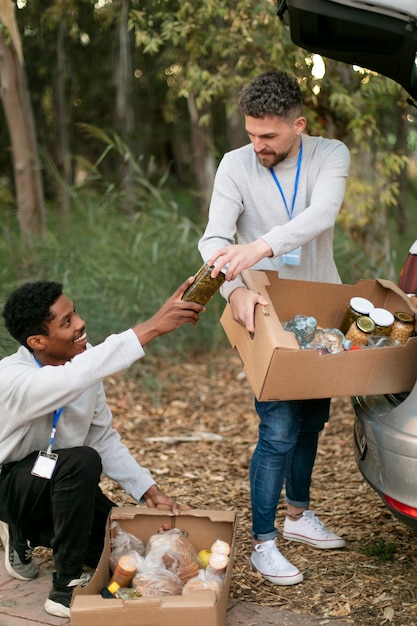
[
  {"x1": 110, "y1": 507, "x2": 236, "y2": 523},
  {"x1": 72, "y1": 591, "x2": 216, "y2": 610},
  {"x1": 240, "y1": 269, "x2": 302, "y2": 350},
  {"x1": 160, "y1": 590, "x2": 217, "y2": 607}
]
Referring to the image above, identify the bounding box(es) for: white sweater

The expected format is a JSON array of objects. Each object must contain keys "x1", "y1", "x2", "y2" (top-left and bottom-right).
[
  {"x1": 0, "y1": 329, "x2": 156, "y2": 502},
  {"x1": 199, "y1": 134, "x2": 350, "y2": 299}
]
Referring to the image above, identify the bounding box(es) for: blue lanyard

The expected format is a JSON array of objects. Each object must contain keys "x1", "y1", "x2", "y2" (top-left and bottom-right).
[
  {"x1": 34, "y1": 358, "x2": 63, "y2": 453},
  {"x1": 269, "y1": 139, "x2": 303, "y2": 220}
]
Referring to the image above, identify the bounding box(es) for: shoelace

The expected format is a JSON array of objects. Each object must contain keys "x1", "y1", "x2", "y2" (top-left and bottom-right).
[
  {"x1": 67, "y1": 572, "x2": 91, "y2": 588},
  {"x1": 303, "y1": 511, "x2": 331, "y2": 536},
  {"x1": 257, "y1": 542, "x2": 283, "y2": 566},
  {"x1": 23, "y1": 546, "x2": 33, "y2": 562},
  {"x1": 14, "y1": 542, "x2": 33, "y2": 564}
]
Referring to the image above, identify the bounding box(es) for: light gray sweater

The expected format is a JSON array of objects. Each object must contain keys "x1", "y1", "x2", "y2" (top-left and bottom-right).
[
  {"x1": 0, "y1": 329, "x2": 156, "y2": 502},
  {"x1": 199, "y1": 133, "x2": 350, "y2": 299}
]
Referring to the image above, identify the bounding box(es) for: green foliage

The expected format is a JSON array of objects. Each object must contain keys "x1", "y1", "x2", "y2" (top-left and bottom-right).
[
  {"x1": 359, "y1": 539, "x2": 398, "y2": 562},
  {"x1": 130, "y1": 0, "x2": 300, "y2": 124},
  {"x1": 0, "y1": 146, "x2": 228, "y2": 359}
]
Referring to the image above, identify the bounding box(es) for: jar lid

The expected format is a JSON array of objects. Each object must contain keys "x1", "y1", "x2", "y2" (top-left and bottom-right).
[
  {"x1": 394, "y1": 311, "x2": 415, "y2": 323},
  {"x1": 350, "y1": 297, "x2": 374, "y2": 315},
  {"x1": 369, "y1": 308, "x2": 394, "y2": 327},
  {"x1": 356, "y1": 316, "x2": 376, "y2": 333}
]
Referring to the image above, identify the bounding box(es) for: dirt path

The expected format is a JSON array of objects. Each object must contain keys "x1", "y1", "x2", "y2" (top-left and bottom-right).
[{"x1": 102, "y1": 349, "x2": 417, "y2": 626}]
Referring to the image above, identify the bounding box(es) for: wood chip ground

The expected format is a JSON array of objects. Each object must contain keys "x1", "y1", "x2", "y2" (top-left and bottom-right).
[{"x1": 86, "y1": 349, "x2": 417, "y2": 625}]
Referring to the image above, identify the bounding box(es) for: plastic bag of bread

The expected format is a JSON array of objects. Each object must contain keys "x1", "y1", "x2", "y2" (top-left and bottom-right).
[
  {"x1": 109, "y1": 521, "x2": 145, "y2": 572},
  {"x1": 182, "y1": 568, "x2": 223, "y2": 596},
  {"x1": 146, "y1": 528, "x2": 200, "y2": 583},
  {"x1": 133, "y1": 567, "x2": 183, "y2": 597}
]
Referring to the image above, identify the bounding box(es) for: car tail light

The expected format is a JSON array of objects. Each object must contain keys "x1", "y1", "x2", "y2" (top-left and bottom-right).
[{"x1": 383, "y1": 494, "x2": 417, "y2": 519}]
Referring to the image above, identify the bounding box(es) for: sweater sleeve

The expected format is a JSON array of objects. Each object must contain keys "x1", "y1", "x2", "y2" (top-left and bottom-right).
[
  {"x1": 84, "y1": 383, "x2": 156, "y2": 502},
  {"x1": 198, "y1": 155, "x2": 248, "y2": 300},
  {"x1": 0, "y1": 329, "x2": 144, "y2": 421}
]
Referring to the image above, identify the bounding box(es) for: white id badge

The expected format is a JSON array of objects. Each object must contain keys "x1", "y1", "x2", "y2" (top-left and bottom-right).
[
  {"x1": 31, "y1": 451, "x2": 58, "y2": 479},
  {"x1": 282, "y1": 247, "x2": 301, "y2": 266}
]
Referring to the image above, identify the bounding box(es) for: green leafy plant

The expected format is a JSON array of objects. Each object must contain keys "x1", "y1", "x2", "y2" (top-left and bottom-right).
[{"x1": 359, "y1": 539, "x2": 398, "y2": 562}]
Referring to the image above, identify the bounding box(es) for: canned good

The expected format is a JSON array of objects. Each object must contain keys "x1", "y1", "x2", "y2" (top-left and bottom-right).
[
  {"x1": 340, "y1": 297, "x2": 374, "y2": 334},
  {"x1": 182, "y1": 263, "x2": 226, "y2": 305},
  {"x1": 390, "y1": 311, "x2": 415, "y2": 344},
  {"x1": 345, "y1": 316, "x2": 376, "y2": 346},
  {"x1": 369, "y1": 308, "x2": 394, "y2": 336}
]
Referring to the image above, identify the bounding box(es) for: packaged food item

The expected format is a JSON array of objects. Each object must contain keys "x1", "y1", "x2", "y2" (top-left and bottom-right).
[
  {"x1": 283, "y1": 315, "x2": 317, "y2": 348},
  {"x1": 182, "y1": 263, "x2": 225, "y2": 305},
  {"x1": 345, "y1": 316, "x2": 375, "y2": 346},
  {"x1": 369, "y1": 308, "x2": 394, "y2": 336},
  {"x1": 390, "y1": 311, "x2": 415, "y2": 344},
  {"x1": 367, "y1": 335, "x2": 402, "y2": 348},
  {"x1": 100, "y1": 582, "x2": 141, "y2": 599},
  {"x1": 101, "y1": 581, "x2": 121, "y2": 598},
  {"x1": 340, "y1": 297, "x2": 374, "y2": 334},
  {"x1": 132, "y1": 568, "x2": 183, "y2": 597},
  {"x1": 146, "y1": 528, "x2": 200, "y2": 583},
  {"x1": 309, "y1": 328, "x2": 352, "y2": 354},
  {"x1": 108, "y1": 553, "x2": 137, "y2": 588},
  {"x1": 182, "y1": 569, "x2": 222, "y2": 596}
]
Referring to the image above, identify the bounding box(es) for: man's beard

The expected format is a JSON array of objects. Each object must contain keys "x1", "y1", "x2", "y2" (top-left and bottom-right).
[{"x1": 256, "y1": 150, "x2": 289, "y2": 168}]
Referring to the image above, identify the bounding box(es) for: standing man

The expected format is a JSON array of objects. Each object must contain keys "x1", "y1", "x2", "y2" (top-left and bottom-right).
[
  {"x1": 199, "y1": 70, "x2": 350, "y2": 585},
  {"x1": 0, "y1": 278, "x2": 204, "y2": 617}
]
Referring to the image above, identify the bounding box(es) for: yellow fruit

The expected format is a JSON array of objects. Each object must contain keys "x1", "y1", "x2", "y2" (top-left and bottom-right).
[{"x1": 197, "y1": 549, "x2": 211, "y2": 568}]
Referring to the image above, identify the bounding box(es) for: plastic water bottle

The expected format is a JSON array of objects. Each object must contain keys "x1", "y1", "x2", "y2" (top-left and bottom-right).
[{"x1": 283, "y1": 315, "x2": 317, "y2": 348}]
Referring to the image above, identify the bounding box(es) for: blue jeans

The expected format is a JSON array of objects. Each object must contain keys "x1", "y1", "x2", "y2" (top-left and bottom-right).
[{"x1": 250, "y1": 398, "x2": 330, "y2": 541}]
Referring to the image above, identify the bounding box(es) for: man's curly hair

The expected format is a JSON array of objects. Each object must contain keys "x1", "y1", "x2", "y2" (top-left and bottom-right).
[
  {"x1": 2, "y1": 281, "x2": 63, "y2": 351},
  {"x1": 238, "y1": 70, "x2": 302, "y2": 120}
]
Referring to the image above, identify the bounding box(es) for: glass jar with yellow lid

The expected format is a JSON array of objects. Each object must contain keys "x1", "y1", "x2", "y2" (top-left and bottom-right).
[{"x1": 345, "y1": 316, "x2": 376, "y2": 346}]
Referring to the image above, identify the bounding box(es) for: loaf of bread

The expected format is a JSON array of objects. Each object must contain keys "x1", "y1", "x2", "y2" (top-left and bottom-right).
[
  {"x1": 146, "y1": 529, "x2": 200, "y2": 584},
  {"x1": 132, "y1": 569, "x2": 183, "y2": 597}
]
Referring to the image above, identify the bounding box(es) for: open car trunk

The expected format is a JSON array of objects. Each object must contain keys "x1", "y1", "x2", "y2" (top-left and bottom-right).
[{"x1": 278, "y1": 0, "x2": 417, "y2": 100}]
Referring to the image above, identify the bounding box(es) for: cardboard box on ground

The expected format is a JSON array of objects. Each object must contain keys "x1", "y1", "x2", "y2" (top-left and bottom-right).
[
  {"x1": 71, "y1": 507, "x2": 237, "y2": 626},
  {"x1": 220, "y1": 270, "x2": 417, "y2": 401}
]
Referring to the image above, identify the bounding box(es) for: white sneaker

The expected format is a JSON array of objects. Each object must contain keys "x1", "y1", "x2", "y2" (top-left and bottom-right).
[
  {"x1": 283, "y1": 510, "x2": 346, "y2": 549},
  {"x1": 250, "y1": 540, "x2": 303, "y2": 585}
]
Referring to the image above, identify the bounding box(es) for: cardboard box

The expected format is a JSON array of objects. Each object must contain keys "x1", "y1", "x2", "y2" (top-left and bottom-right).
[
  {"x1": 71, "y1": 507, "x2": 237, "y2": 626},
  {"x1": 220, "y1": 270, "x2": 417, "y2": 401}
]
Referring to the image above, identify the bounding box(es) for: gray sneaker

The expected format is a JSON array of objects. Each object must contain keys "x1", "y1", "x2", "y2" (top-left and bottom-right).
[{"x1": 0, "y1": 521, "x2": 39, "y2": 580}]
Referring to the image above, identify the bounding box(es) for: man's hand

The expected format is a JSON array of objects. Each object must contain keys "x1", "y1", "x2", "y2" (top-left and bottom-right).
[
  {"x1": 143, "y1": 484, "x2": 183, "y2": 515},
  {"x1": 208, "y1": 239, "x2": 272, "y2": 281},
  {"x1": 133, "y1": 277, "x2": 205, "y2": 346},
  {"x1": 229, "y1": 287, "x2": 269, "y2": 333}
]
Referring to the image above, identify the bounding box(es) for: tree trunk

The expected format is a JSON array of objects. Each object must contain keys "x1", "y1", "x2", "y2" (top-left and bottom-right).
[
  {"x1": 114, "y1": 0, "x2": 135, "y2": 208},
  {"x1": 53, "y1": 17, "x2": 71, "y2": 217},
  {"x1": 0, "y1": 0, "x2": 45, "y2": 240},
  {"x1": 187, "y1": 93, "x2": 216, "y2": 215}
]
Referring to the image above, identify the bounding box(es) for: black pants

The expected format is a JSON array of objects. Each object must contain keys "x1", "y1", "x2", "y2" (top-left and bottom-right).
[{"x1": 0, "y1": 446, "x2": 115, "y2": 576}]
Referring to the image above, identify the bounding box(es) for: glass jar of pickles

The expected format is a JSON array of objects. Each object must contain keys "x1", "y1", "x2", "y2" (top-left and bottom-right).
[
  {"x1": 181, "y1": 263, "x2": 226, "y2": 306},
  {"x1": 345, "y1": 316, "x2": 376, "y2": 346},
  {"x1": 390, "y1": 311, "x2": 415, "y2": 344},
  {"x1": 340, "y1": 297, "x2": 374, "y2": 334},
  {"x1": 369, "y1": 308, "x2": 394, "y2": 336}
]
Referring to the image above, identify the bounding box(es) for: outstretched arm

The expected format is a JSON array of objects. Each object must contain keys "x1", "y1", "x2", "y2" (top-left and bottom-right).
[{"x1": 133, "y1": 277, "x2": 205, "y2": 346}]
